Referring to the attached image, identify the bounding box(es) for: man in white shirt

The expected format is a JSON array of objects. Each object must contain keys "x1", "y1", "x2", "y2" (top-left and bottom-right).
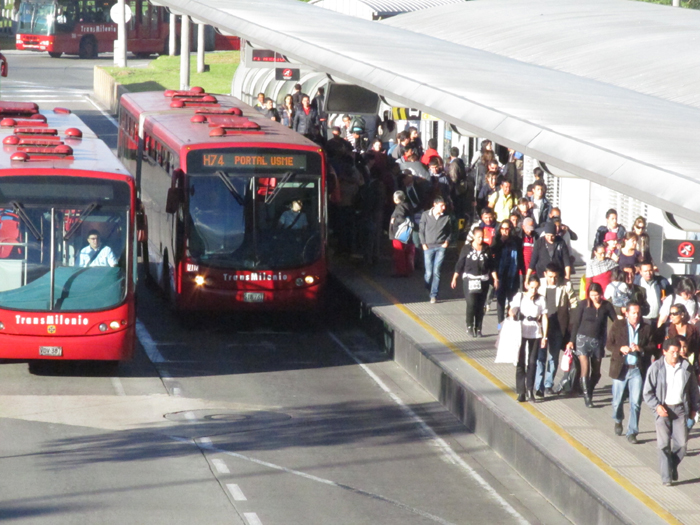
[
  {"x1": 643, "y1": 338, "x2": 700, "y2": 485},
  {"x1": 79, "y1": 230, "x2": 118, "y2": 268},
  {"x1": 635, "y1": 262, "x2": 671, "y2": 328}
]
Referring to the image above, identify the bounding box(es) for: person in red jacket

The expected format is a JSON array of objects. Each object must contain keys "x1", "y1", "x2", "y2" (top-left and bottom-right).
[{"x1": 421, "y1": 138, "x2": 440, "y2": 165}]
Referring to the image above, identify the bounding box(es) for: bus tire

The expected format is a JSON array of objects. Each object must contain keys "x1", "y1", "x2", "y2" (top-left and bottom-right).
[
  {"x1": 79, "y1": 36, "x2": 97, "y2": 59},
  {"x1": 48, "y1": 52, "x2": 63, "y2": 58},
  {"x1": 135, "y1": 52, "x2": 151, "y2": 59}
]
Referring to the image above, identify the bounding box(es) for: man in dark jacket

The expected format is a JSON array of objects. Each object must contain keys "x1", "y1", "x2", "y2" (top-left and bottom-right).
[
  {"x1": 526, "y1": 221, "x2": 571, "y2": 283},
  {"x1": 643, "y1": 338, "x2": 700, "y2": 485},
  {"x1": 593, "y1": 208, "x2": 627, "y2": 248},
  {"x1": 292, "y1": 95, "x2": 319, "y2": 139},
  {"x1": 419, "y1": 197, "x2": 451, "y2": 303},
  {"x1": 608, "y1": 301, "x2": 656, "y2": 443}
]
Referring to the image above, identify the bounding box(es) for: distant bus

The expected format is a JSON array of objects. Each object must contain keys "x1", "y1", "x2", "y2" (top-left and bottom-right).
[
  {"x1": 14, "y1": 0, "x2": 240, "y2": 58},
  {"x1": 0, "y1": 101, "x2": 139, "y2": 361},
  {"x1": 118, "y1": 89, "x2": 327, "y2": 311}
]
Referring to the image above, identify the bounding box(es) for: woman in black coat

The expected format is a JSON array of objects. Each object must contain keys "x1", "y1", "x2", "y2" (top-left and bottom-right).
[{"x1": 451, "y1": 227, "x2": 499, "y2": 337}]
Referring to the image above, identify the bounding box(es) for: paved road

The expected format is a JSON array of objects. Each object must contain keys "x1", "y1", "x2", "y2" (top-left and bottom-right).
[{"x1": 0, "y1": 52, "x2": 569, "y2": 524}]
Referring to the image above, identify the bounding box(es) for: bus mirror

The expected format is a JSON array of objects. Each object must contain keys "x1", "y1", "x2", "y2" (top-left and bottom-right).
[
  {"x1": 0, "y1": 54, "x2": 7, "y2": 78},
  {"x1": 166, "y1": 187, "x2": 183, "y2": 214}
]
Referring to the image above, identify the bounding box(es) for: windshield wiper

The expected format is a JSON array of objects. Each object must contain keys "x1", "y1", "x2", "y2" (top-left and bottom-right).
[
  {"x1": 11, "y1": 201, "x2": 42, "y2": 241},
  {"x1": 264, "y1": 172, "x2": 295, "y2": 206},
  {"x1": 216, "y1": 171, "x2": 244, "y2": 206},
  {"x1": 63, "y1": 202, "x2": 98, "y2": 241}
]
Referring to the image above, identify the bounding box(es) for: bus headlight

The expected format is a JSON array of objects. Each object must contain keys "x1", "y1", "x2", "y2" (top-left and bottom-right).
[
  {"x1": 109, "y1": 321, "x2": 120, "y2": 330},
  {"x1": 194, "y1": 275, "x2": 205, "y2": 286},
  {"x1": 0, "y1": 321, "x2": 4, "y2": 330},
  {"x1": 99, "y1": 323, "x2": 108, "y2": 332},
  {"x1": 304, "y1": 275, "x2": 315, "y2": 285}
]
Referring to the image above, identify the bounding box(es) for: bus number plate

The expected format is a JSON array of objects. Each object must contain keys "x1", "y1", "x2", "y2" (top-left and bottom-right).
[
  {"x1": 243, "y1": 292, "x2": 265, "y2": 303},
  {"x1": 39, "y1": 346, "x2": 63, "y2": 357}
]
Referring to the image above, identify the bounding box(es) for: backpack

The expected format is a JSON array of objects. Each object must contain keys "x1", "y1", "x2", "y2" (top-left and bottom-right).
[
  {"x1": 350, "y1": 116, "x2": 366, "y2": 134},
  {"x1": 610, "y1": 282, "x2": 631, "y2": 308},
  {"x1": 394, "y1": 218, "x2": 413, "y2": 244}
]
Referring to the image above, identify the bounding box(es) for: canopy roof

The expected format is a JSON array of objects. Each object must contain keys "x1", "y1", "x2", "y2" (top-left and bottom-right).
[
  {"x1": 310, "y1": 0, "x2": 465, "y2": 19},
  {"x1": 163, "y1": 0, "x2": 700, "y2": 222}
]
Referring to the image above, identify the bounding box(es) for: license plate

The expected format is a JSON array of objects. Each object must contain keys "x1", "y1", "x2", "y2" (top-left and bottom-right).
[
  {"x1": 243, "y1": 292, "x2": 265, "y2": 303},
  {"x1": 39, "y1": 346, "x2": 63, "y2": 357}
]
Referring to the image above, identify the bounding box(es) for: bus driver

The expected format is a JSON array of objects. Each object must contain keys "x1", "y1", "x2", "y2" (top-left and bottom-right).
[{"x1": 79, "y1": 230, "x2": 118, "y2": 267}]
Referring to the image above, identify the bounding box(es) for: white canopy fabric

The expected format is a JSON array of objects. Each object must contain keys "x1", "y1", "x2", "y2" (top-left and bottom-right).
[
  {"x1": 310, "y1": 0, "x2": 465, "y2": 19},
  {"x1": 160, "y1": 0, "x2": 700, "y2": 223}
]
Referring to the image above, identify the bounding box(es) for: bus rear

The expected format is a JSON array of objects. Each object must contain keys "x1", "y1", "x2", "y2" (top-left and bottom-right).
[{"x1": 0, "y1": 103, "x2": 136, "y2": 361}]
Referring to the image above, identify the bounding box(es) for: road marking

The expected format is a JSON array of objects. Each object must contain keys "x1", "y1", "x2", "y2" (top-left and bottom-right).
[
  {"x1": 185, "y1": 411, "x2": 197, "y2": 421},
  {"x1": 85, "y1": 95, "x2": 119, "y2": 127},
  {"x1": 244, "y1": 513, "x2": 262, "y2": 525},
  {"x1": 212, "y1": 458, "x2": 230, "y2": 474},
  {"x1": 182, "y1": 437, "x2": 458, "y2": 525},
  {"x1": 227, "y1": 483, "x2": 247, "y2": 501},
  {"x1": 136, "y1": 319, "x2": 168, "y2": 363},
  {"x1": 111, "y1": 377, "x2": 126, "y2": 396},
  {"x1": 328, "y1": 331, "x2": 529, "y2": 525},
  {"x1": 199, "y1": 437, "x2": 212, "y2": 446}
]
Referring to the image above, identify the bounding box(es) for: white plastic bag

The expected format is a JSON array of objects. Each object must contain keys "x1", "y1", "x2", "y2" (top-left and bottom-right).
[
  {"x1": 560, "y1": 348, "x2": 574, "y2": 372},
  {"x1": 494, "y1": 318, "x2": 522, "y2": 366}
]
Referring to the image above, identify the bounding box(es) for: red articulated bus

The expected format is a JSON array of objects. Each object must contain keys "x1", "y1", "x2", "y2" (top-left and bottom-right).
[
  {"x1": 117, "y1": 89, "x2": 328, "y2": 311},
  {"x1": 0, "y1": 101, "x2": 138, "y2": 361},
  {"x1": 15, "y1": 0, "x2": 240, "y2": 59}
]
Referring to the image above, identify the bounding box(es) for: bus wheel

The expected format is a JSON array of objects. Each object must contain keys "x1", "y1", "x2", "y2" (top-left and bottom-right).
[
  {"x1": 79, "y1": 36, "x2": 97, "y2": 59},
  {"x1": 135, "y1": 52, "x2": 151, "y2": 59},
  {"x1": 48, "y1": 52, "x2": 63, "y2": 58}
]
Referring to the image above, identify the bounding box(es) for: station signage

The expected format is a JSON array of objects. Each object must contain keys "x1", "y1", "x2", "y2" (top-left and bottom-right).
[
  {"x1": 662, "y1": 239, "x2": 700, "y2": 264},
  {"x1": 275, "y1": 68, "x2": 300, "y2": 81},
  {"x1": 251, "y1": 49, "x2": 288, "y2": 63}
]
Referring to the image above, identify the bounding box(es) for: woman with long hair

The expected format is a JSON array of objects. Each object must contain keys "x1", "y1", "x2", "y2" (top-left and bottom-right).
[
  {"x1": 279, "y1": 94, "x2": 295, "y2": 128},
  {"x1": 452, "y1": 227, "x2": 498, "y2": 337},
  {"x1": 631, "y1": 216, "x2": 652, "y2": 262},
  {"x1": 568, "y1": 282, "x2": 617, "y2": 407},
  {"x1": 491, "y1": 220, "x2": 523, "y2": 326},
  {"x1": 618, "y1": 232, "x2": 641, "y2": 270},
  {"x1": 667, "y1": 304, "x2": 700, "y2": 370},
  {"x1": 509, "y1": 274, "x2": 548, "y2": 402}
]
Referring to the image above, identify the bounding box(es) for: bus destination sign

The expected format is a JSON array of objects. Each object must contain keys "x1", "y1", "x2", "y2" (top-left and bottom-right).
[{"x1": 200, "y1": 153, "x2": 307, "y2": 170}]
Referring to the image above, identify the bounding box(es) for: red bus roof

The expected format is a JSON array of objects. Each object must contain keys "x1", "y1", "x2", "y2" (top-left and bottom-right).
[
  {"x1": 0, "y1": 109, "x2": 132, "y2": 178},
  {"x1": 120, "y1": 91, "x2": 322, "y2": 159}
]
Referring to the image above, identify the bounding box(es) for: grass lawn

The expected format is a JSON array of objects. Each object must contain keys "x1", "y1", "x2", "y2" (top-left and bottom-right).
[{"x1": 104, "y1": 51, "x2": 239, "y2": 94}]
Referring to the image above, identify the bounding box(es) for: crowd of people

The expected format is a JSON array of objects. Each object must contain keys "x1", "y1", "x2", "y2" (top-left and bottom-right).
[{"x1": 255, "y1": 89, "x2": 699, "y2": 485}]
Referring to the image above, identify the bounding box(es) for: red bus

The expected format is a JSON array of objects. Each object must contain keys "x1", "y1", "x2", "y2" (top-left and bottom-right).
[
  {"x1": 15, "y1": 0, "x2": 239, "y2": 58},
  {"x1": 0, "y1": 101, "x2": 138, "y2": 361},
  {"x1": 117, "y1": 89, "x2": 327, "y2": 311}
]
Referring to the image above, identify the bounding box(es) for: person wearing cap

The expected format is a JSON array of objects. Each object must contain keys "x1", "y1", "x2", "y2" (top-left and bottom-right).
[
  {"x1": 526, "y1": 220, "x2": 571, "y2": 285},
  {"x1": 604, "y1": 231, "x2": 621, "y2": 260}
]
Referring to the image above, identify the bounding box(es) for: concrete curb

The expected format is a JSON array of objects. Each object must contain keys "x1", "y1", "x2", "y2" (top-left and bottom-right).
[
  {"x1": 93, "y1": 66, "x2": 131, "y2": 114},
  {"x1": 330, "y1": 270, "x2": 669, "y2": 525}
]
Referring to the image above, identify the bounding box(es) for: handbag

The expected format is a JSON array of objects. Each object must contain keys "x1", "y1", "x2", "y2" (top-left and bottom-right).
[
  {"x1": 560, "y1": 348, "x2": 574, "y2": 372},
  {"x1": 494, "y1": 318, "x2": 522, "y2": 365},
  {"x1": 394, "y1": 217, "x2": 413, "y2": 244}
]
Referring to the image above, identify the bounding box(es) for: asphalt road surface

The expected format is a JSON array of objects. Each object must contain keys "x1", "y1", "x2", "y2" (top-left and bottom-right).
[{"x1": 0, "y1": 51, "x2": 569, "y2": 525}]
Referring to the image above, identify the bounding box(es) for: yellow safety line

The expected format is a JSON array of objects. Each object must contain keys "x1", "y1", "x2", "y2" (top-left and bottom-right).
[{"x1": 359, "y1": 274, "x2": 682, "y2": 525}]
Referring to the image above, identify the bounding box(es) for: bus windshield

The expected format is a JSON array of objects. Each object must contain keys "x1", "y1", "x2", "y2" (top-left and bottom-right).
[
  {"x1": 0, "y1": 176, "x2": 130, "y2": 312},
  {"x1": 187, "y1": 173, "x2": 322, "y2": 270},
  {"x1": 18, "y1": 0, "x2": 56, "y2": 36}
]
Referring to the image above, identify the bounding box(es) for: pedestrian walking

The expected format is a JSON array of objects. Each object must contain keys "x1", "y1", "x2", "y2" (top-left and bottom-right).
[
  {"x1": 608, "y1": 301, "x2": 656, "y2": 444},
  {"x1": 389, "y1": 191, "x2": 415, "y2": 277},
  {"x1": 535, "y1": 264, "x2": 577, "y2": 397},
  {"x1": 568, "y1": 282, "x2": 617, "y2": 408},
  {"x1": 509, "y1": 274, "x2": 548, "y2": 402},
  {"x1": 419, "y1": 197, "x2": 451, "y2": 303},
  {"x1": 451, "y1": 227, "x2": 497, "y2": 337},
  {"x1": 643, "y1": 338, "x2": 700, "y2": 486}
]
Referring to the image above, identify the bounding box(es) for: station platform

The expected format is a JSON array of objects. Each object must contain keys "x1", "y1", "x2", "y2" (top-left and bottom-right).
[{"x1": 330, "y1": 248, "x2": 700, "y2": 525}]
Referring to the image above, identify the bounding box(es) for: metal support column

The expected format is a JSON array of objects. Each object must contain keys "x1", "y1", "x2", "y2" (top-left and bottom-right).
[
  {"x1": 197, "y1": 23, "x2": 206, "y2": 73},
  {"x1": 169, "y1": 13, "x2": 176, "y2": 56},
  {"x1": 114, "y1": 0, "x2": 127, "y2": 67},
  {"x1": 180, "y1": 15, "x2": 191, "y2": 90}
]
